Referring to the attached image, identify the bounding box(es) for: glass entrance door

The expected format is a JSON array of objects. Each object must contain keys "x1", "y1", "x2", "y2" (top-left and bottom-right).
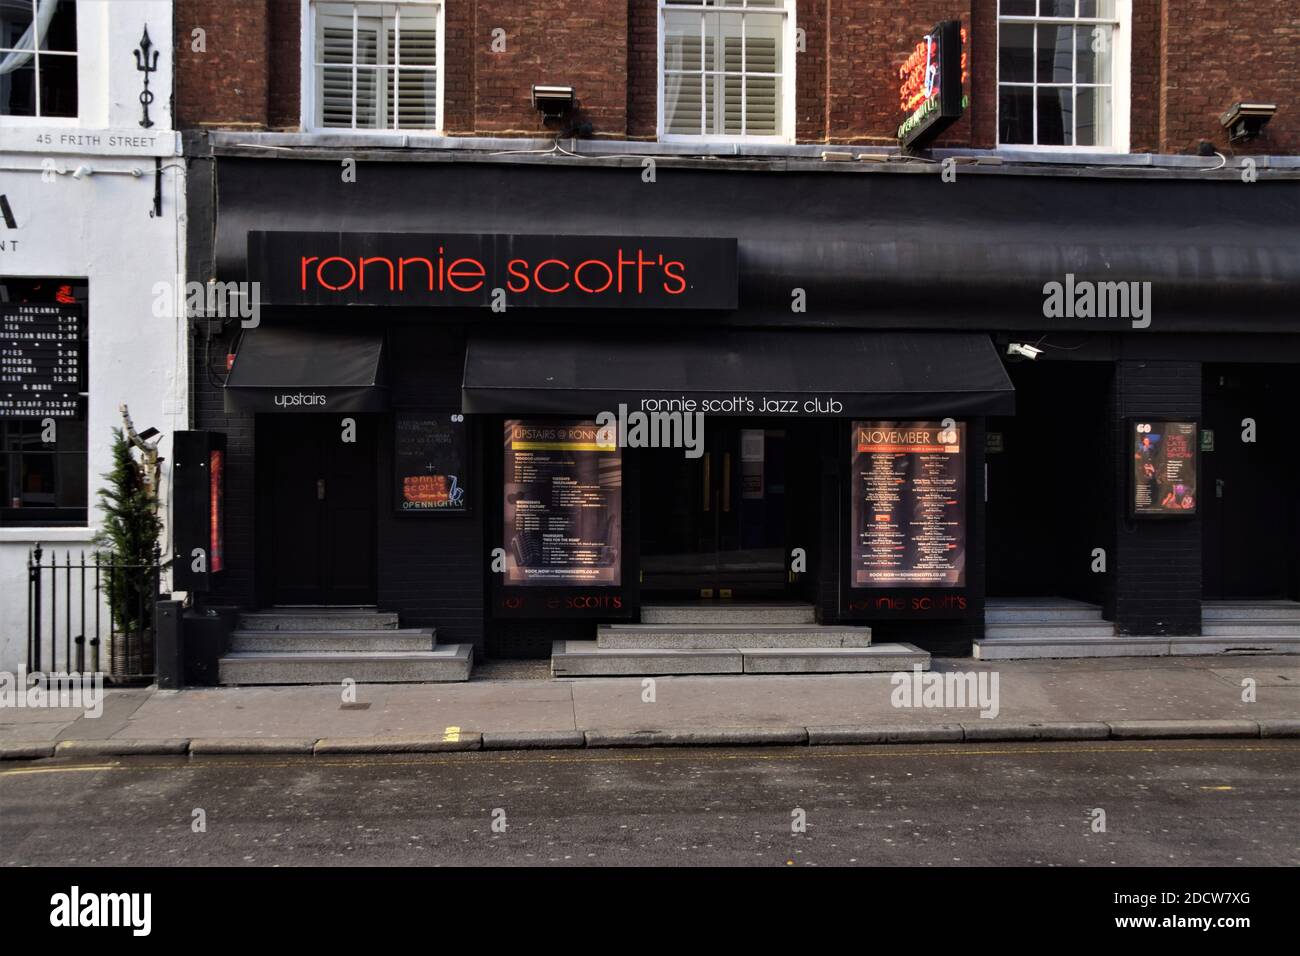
[{"x1": 640, "y1": 420, "x2": 788, "y2": 597}]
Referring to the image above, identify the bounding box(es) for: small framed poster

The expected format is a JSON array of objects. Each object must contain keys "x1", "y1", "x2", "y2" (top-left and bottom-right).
[
  {"x1": 1131, "y1": 420, "x2": 1198, "y2": 517},
  {"x1": 394, "y1": 411, "x2": 470, "y2": 514}
]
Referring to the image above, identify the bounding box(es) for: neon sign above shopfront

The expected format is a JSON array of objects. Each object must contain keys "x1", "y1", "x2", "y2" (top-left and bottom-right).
[{"x1": 897, "y1": 20, "x2": 968, "y2": 150}]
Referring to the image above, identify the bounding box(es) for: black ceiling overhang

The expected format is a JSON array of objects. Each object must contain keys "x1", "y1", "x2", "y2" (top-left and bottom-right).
[
  {"x1": 213, "y1": 157, "x2": 1300, "y2": 331},
  {"x1": 224, "y1": 325, "x2": 388, "y2": 413},
  {"x1": 462, "y1": 330, "x2": 1015, "y2": 418}
]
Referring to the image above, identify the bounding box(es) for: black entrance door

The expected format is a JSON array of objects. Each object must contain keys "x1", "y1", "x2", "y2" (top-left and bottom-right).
[
  {"x1": 640, "y1": 421, "x2": 788, "y2": 597},
  {"x1": 262, "y1": 414, "x2": 378, "y2": 605},
  {"x1": 1202, "y1": 368, "x2": 1292, "y2": 599},
  {"x1": 986, "y1": 362, "x2": 1111, "y2": 601}
]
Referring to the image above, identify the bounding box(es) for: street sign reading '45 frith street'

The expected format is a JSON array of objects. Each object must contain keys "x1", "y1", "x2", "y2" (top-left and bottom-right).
[{"x1": 897, "y1": 20, "x2": 969, "y2": 150}]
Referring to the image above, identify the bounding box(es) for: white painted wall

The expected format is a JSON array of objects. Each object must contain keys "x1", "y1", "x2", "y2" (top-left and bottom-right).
[{"x1": 0, "y1": 0, "x2": 183, "y2": 674}]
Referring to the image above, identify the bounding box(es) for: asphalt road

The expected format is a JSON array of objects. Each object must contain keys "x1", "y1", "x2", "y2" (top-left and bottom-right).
[{"x1": 1, "y1": 740, "x2": 1296, "y2": 866}]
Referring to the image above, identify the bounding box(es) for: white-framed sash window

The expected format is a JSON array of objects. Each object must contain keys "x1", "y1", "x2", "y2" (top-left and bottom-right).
[
  {"x1": 304, "y1": 0, "x2": 443, "y2": 132},
  {"x1": 0, "y1": 0, "x2": 77, "y2": 120},
  {"x1": 997, "y1": 0, "x2": 1130, "y2": 151},
  {"x1": 658, "y1": 0, "x2": 795, "y2": 143}
]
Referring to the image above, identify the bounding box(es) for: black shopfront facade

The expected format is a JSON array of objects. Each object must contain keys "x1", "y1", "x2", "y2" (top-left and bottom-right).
[{"x1": 182, "y1": 149, "x2": 1300, "y2": 659}]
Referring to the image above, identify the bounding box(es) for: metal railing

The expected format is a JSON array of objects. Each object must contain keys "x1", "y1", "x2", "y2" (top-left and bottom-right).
[{"x1": 26, "y1": 544, "x2": 162, "y2": 680}]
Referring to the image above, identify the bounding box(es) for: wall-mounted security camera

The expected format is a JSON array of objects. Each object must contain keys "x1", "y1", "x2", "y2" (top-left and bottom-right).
[
  {"x1": 1220, "y1": 102, "x2": 1277, "y2": 143},
  {"x1": 531, "y1": 84, "x2": 576, "y2": 120},
  {"x1": 1006, "y1": 343, "x2": 1043, "y2": 361}
]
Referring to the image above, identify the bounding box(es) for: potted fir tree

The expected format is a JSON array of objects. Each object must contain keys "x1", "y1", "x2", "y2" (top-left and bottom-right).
[{"x1": 94, "y1": 426, "x2": 163, "y2": 677}]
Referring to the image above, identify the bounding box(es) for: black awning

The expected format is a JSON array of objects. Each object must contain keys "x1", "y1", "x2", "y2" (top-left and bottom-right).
[
  {"x1": 224, "y1": 326, "x2": 387, "y2": 413},
  {"x1": 462, "y1": 331, "x2": 1014, "y2": 417}
]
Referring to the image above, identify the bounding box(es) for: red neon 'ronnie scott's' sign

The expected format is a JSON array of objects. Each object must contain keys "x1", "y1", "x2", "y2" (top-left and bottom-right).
[{"x1": 248, "y1": 231, "x2": 739, "y2": 310}]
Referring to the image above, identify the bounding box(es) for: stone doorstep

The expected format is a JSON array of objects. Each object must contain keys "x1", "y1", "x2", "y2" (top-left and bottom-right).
[
  {"x1": 217, "y1": 644, "x2": 473, "y2": 685},
  {"x1": 596, "y1": 622, "x2": 872, "y2": 649},
  {"x1": 974, "y1": 634, "x2": 1300, "y2": 661},
  {"x1": 640, "y1": 603, "x2": 816, "y2": 625},
  {"x1": 228, "y1": 628, "x2": 437, "y2": 652},
  {"x1": 551, "y1": 640, "x2": 930, "y2": 677}
]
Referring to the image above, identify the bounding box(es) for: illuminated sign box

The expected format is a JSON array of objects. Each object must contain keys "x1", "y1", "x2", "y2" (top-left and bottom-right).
[
  {"x1": 1131, "y1": 420, "x2": 1198, "y2": 518},
  {"x1": 172, "y1": 430, "x2": 227, "y2": 591},
  {"x1": 897, "y1": 20, "x2": 968, "y2": 150},
  {"x1": 849, "y1": 420, "x2": 967, "y2": 589}
]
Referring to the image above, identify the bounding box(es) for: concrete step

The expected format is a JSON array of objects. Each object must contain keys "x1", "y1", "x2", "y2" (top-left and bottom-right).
[
  {"x1": 229, "y1": 628, "x2": 436, "y2": 652},
  {"x1": 983, "y1": 622, "x2": 1116, "y2": 639},
  {"x1": 973, "y1": 636, "x2": 1170, "y2": 660},
  {"x1": 975, "y1": 633, "x2": 1300, "y2": 660},
  {"x1": 597, "y1": 623, "x2": 870, "y2": 649},
  {"x1": 238, "y1": 609, "x2": 401, "y2": 631},
  {"x1": 218, "y1": 645, "x2": 472, "y2": 685},
  {"x1": 1168, "y1": 635, "x2": 1300, "y2": 656},
  {"x1": 641, "y1": 603, "x2": 816, "y2": 625},
  {"x1": 551, "y1": 640, "x2": 928, "y2": 677},
  {"x1": 1202, "y1": 602, "x2": 1300, "y2": 622},
  {"x1": 741, "y1": 644, "x2": 930, "y2": 674},
  {"x1": 984, "y1": 604, "x2": 1106, "y2": 624},
  {"x1": 1201, "y1": 621, "x2": 1300, "y2": 637}
]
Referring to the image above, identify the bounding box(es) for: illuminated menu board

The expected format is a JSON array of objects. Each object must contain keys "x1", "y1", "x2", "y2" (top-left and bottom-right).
[
  {"x1": 0, "y1": 304, "x2": 84, "y2": 418},
  {"x1": 394, "y1": 412, "x2": 470, "y2": 513},
  {"x1": 851, "y1": 421, "x2": 966, "y2": 587},
  {"x1": 1132, "y1": 420, "x2": 1198, "y2": 516},
  {"x1": 503, "y1": 420, "x2": 622, "y2": 586}
]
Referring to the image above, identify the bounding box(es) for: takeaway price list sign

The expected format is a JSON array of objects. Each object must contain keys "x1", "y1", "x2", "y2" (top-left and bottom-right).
[
  {"x1": 851, "y1": 421, "x2": 966, "y2": 588},
  {"x1": 0, "y1": 303, "x2": 84, "y2": 418}
]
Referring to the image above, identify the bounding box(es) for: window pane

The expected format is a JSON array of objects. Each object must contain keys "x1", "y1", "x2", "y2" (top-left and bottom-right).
[
  {"x1": 722, "y1": 32, "x2": 742, "y2": 134},
  {"x1": 744, "y1": 13, "x2": 782, "y2": 72},
  {"x1": 1079, "y1": 1, "x2": 1116, "y2": 17},
  {"x1": 1037, "y1": 24, "x2": 1072, "y2": 83},
  {"x1": 998, "y1": 85, "x2": 1034, "y2": 144},
  {"x1": 1036, "y1": 86, "x2": 1073, "y2": 145},
  {"x1": 1039, "y1": 0, "x2": 1075, "y2": 16},
  {"x1": 391, "y1": 11, "x2": 437, "y2": 129},
  {"x1": 1076, "y1": 85, "x2": 1111, "y2": 146},
  {"x1": 42, "y1": 0, "x2": 77, "y2": 53},
  {"x1": 999, "y1": 23, "x2": 1034, "y2": 83},
  {"x1": 0, "y1": 0, "x2": 33, "y2": 48},
  {"x1": 1076, "y1": 24, "x2": 1111, "y2": 84},
  {"x1": 38, "y1": 52, "x2": 77, "y2": 117},
  {"x1": 0, "y1": 60, "x2": 36, "y2": 116},
  {"x1": 318, "y1": 64, "x2": 352, "y2": 127},
  {"x1": 742, "y1": 13, "x2": 781, "y2": 136},
  {"x1": 1001, "y1": 0, "x2": 1036, "y2": 14},
  {"x1": 665, "y1": 71, "x2": 703, "y2": 134},
  {"x1": 664, "y1": 11, "x2": 702, "y2": 71},
  {"x1": 355, "y1": 66, "x2": 379, "y2": 127}
]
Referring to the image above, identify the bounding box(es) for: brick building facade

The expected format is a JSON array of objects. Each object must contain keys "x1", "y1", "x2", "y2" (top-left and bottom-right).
[
  {"x1": 167, "y1": 1, "x2": 1300, "y2": 682},
  {"x1": 173, "y1": 0, "x2": 1300, "y2": 153}
]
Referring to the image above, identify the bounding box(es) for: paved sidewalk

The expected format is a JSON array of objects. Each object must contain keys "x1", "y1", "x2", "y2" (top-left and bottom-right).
[{"x1": 2, "y1": 655, "x2": 1298, "y2": 757}]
